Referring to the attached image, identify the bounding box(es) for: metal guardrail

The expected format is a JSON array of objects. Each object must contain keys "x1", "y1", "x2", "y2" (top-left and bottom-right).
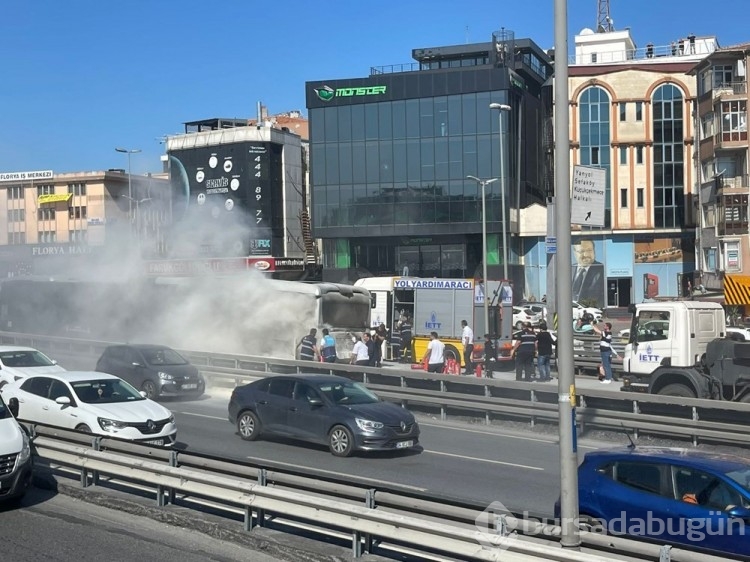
[
  {"x1": 28, "y1": 424, "x2": 732, "y2": 562},
  {"x1": 4, "y1": 331, "x2": 750, "y2": 447}
]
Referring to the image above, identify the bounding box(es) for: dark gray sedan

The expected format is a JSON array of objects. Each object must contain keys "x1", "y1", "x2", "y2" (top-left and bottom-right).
[{"x1": 228, "y1": 374, "x2": 420, "y2": 457}]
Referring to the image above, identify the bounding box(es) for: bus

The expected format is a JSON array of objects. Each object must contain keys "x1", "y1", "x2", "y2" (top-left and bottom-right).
[{"x1": 0, "y1": 276, "x2": 371, "y2": 361}]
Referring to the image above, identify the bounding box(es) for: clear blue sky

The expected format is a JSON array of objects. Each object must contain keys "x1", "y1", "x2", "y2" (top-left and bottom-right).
[{"x1": 1, "y1": 0, "x2": 746, "y2": 176}]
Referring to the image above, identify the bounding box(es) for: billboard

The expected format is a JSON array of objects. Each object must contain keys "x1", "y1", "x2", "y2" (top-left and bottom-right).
[{"x1": 168, "y1": 142, "x2": 284, "y2": 257}]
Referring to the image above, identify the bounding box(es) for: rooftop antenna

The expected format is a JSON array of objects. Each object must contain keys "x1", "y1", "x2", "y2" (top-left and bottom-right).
[
  {"x1": 596, "y1": 0, "x2": 614, "y2": 33},
  {"x1": 465, "y1": 25, "x2": 469, "y2": 44},
  {"x1": 621, "y1": 423, "x2": 637, "y2": 449}
]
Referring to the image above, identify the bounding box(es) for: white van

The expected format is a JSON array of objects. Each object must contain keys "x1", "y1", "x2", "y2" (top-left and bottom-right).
[{"x1": 0, "y1": 394, "x2": 32, "y2": 503}]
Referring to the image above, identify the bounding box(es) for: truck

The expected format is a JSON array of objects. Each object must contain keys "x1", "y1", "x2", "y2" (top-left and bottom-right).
[
  {"x1": 354, "y1": 276, "x2": 513, "y2": 367},
  {"x1": 620, "y1": 300, "x2": 750, "y2": 401}
]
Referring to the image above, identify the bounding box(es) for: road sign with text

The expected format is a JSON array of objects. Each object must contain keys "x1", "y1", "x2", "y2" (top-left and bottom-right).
[{"x1": 570, "y1": 165, "x2": 606, "y2": 227}]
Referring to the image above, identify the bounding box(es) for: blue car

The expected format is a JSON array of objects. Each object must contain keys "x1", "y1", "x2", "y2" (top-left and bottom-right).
[{"x1": 556, "y1": 447, "x2": 750, "y2": 557}]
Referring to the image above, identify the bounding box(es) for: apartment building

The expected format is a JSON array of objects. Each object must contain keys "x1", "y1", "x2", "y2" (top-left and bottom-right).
[{"x1": 690, "y1": 43, "x2": 750, "y2": 312}]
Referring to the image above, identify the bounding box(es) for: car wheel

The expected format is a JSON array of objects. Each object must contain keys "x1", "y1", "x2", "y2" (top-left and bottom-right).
[
  {"x1": 75, "y1": 424, "x2": 92, "y2": 433},
  {"x1": 141, "y1": 380, "x2": 158, "y2": 399},
  {"x1": 237, "y1": 410, "x2": 261, "y2": 441},
  {"x1": 329, "y1": 425, "x2": 354, "y2": 457},
  {"x1": 658, "y1": 383, "x2": 696, "y2": 398}
]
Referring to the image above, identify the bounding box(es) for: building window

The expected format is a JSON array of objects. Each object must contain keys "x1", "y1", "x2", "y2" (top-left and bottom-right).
[
  {"x1": 37, "y1": 185, "x2": 54, "y2": 197},
  {"x1": 652, "y1": 84, "x2": 685, "y2": 228},
  {"x1": 720, "y1": 194, "x2": 749, "y2": 235},
  {"x1": 68, "y1": 183, "x2": 86, "y2": 196},
  {"x1": 724, "y1": 240, "x2": 741, "y2": 271},
  {"x1": 637, "y1": 188, "x2": 644, "y2": 207},
  {"x1": 619, "y1": 103, "x2": 627, "y2": 122},
  {"x1": 712, "y1": 65, "x2": 733, "y2": 89},
  {"x1": 620, "y1": 188, "x2": 628, "y2": 208},
  {"x1": 38, "y1": 208, "x2": 56, "y2": 221},
  {"x1": 721, "y1": 100, "x2": 748, "y2": 142},
  {"x1": 69, "y1": 230, "x2": 88, "y2": 243},
  {"x1": 591, "y1": 53, "x2": 597, "y2": 63},
  {"x1": 635, "y1": 102, "x2": 643, "y2": 121},
  {"x1": 69, "y1": 206, "x2": 87, "y2": 220},
  {"x1": 7, "y1": 209, "x2": 25, "y2": 222},
  {"x1": 704, "y1": 247, "x2": 717, "y2": 271},
  {"x1": 7, "y1": 186, "x2": 23, "y2": 199},
  {"x1": 636, "y1": 145, "x2": 644, "y2": 164},
  {"x1": 619, "y1": 147, "x2": 627, "y2": 164},
  {"x1": 38, "y1": 231, "x2": 57, "y2": 243},
  {"x1": 8, "y1": 232, "x2": 25, "y2": 245},
  {"x1": 578, "y1": 86, "x2": 611, "y2": 226}
]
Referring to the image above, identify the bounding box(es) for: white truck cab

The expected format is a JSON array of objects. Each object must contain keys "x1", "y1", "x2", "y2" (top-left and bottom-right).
[
  {"x1": 0, "y1": 394, "x2": 32, "y2": 503},
  {"x1": 624, "y1": 301, "x2": 726, "y2": 376}
]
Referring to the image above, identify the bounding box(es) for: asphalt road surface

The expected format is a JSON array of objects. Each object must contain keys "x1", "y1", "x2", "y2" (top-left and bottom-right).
[{"x1": 0, "y1": 487, "x2": 290, "y2": 562}]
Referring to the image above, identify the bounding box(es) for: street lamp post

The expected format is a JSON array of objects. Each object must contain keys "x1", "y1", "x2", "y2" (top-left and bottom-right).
[
  {"x1": 467, "y1": 175, "x2": 498, "y2": 336},
  {"x1": 489, "y1": 103, "x2": 512, "y2": 282},
  {"x1": 115, "y1": 147, "x2": 141, "y2": 231},
  {"x1": 122, "y1": 196, "x2": 152, "y2": 244}
]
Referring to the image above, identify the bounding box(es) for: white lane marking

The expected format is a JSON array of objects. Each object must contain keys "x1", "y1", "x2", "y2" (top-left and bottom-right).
[
  {"x1": 174, "y1": 411, "x2": 226, "y2": 421},
  {"x1": 419, "y1": 422, "x2": 599, "y2": 449},
  {"x1": 424, "y1": 449, "x2": 544, "y2": 470},
  {"x1": 246, "y1": 457, "x2": 428, "y2": 491}
]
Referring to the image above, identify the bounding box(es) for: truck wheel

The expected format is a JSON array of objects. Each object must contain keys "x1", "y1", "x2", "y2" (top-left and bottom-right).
[
  {"x1": 658, "y1": 383, "x2": 696, "y2": 398},
  {"x1": 444, "y1": 345, "x2": 460, "y2": 362}
]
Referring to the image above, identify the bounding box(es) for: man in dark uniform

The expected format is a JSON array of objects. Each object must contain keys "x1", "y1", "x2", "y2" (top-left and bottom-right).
[
  {"x1": 483, "y1": 333, "x2": 497, "y2": 378},
  {"x1": 512, "y1": 323, "x2": 537, "y2": 381},
  {"x1": 400, "y1": 317, "x2": 412, "y2": 363},
  {"x1": 390, "y1": 320, "x2": 402, "y2": 361}
]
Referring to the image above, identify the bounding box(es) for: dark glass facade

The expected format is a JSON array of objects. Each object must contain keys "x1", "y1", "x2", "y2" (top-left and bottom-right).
[{"x1": 306, "y1": 37, "x2": 553, "y2": 281}]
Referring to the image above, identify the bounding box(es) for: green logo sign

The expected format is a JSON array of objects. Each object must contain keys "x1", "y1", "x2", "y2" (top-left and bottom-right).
[{"x1": 314, "y1": 85, "x2": 387, "y2": 102}]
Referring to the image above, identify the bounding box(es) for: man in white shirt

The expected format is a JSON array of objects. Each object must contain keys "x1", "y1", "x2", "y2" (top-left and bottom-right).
[
  {"x1": 460, "y1": 319, "x2": 474, "y2": 375},
  {"x1": 350, "y1": 333, "x2": 370, "y2": 366},
  {"x1": 422, "y1": 331, "x2": 446, "y2": 373}
]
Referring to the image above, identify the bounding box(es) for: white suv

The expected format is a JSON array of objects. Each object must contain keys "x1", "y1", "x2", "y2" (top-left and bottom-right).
[{"x1": 0, "y1": 393, "x2": 32, "y2": 503}]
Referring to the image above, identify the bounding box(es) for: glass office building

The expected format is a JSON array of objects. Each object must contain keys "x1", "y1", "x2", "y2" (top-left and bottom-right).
[{"x1": 306, "y1": 31, "x2": 553, "y2": 283}]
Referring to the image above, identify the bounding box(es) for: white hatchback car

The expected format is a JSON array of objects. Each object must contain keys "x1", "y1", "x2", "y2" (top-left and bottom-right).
[
  {"x1": 1, "y1": 371, "x2": 176, "y2": 446},
  {"x1": 572, "y1": 301, "x2": 603, "y2": 322},
  {"x1": 0, "y1": 346, "x2": 65, "y2": 387}
]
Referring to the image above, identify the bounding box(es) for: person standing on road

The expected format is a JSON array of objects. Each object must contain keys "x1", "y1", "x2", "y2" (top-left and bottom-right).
[
  {"x1": 535, "y1": 322, "x2": 554, "y2": 382},
  {"x1": 390, "y1": 320, "x2": 402, "y2": 361},
  {"x1": 400, "y1": 317, "x2": 413, "y2": 363},
  {"x1": 297, "y1": 328, "x2": 319, "y2": 361},
  {"x1": 320, "y1": 328, "x2": 337, "y2": 363},
  {"x1": 512, "y1": 323, "x2": 537, "y2": 381},
  {"x1": 373, "y1": 323, "x2": 388, "y2": 367},
  {"x1": 422, "y1": 331, "x2": 446, "y2": 374},
  {"x1": 350, "y1": 333, "x2": 370, "y2": 366},
  {"x1": 592, "y1": 321, "x2": 617, "y2": 384},
  {"x1": 483, "y1": 333, "x2": 497, "y2": 378},
  {"x1": 461, "y1": 319, "x2": 474, "y2": 375},
  {"x1": 365, "y1": 330, "x2": 378, "y2": 367}
]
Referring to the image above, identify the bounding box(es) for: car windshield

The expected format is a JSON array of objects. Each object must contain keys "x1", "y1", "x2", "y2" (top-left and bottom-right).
[
  {"x1": 0, "y1": 349, "x2": 55, "y2": 367},
  {"x1": 72, "y1": 378, "x2": 145, "y2": 404},
  {"x1": 141, "y1": 348, "x2": 188, "y2": 366},
  {"x1": 725, "y1": 468, "x2": 750, "y2": 494},
  {"x1": 316, "y1": 381, "x2": 379, "y2": 405}
]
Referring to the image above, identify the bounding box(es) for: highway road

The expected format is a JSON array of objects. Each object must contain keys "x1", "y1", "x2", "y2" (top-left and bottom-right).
[{"x1": 0, "y1": 486, "x2": 290, "y2": 562}]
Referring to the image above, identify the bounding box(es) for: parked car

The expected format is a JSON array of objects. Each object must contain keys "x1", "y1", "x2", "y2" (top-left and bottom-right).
[
  {"x1": 727, "y1": 327, "x2": 750, "y2": 342},
  {"x1": 0, "y1": 393, "x2": 32, "y2": 503},
  {"x1": 95, "y1": 344, "x2": 205, "y2": 399},
  {"x1": 512, "y1": 307, "x2": 541, "y2": 329},
  {"x1": 555, "y1": 446, "x2": 750, "y2": 558},
  {"x1": 523, "y1": 304, "x2": 548, "y2": 322},
  {"x1": 228, "y1": 374, "x2": 420, "y2": 457},
  {"x1": 1, "y1": 372, "x2": 177, "y2": 446},
  {"x1": 0, "y1": 346, "x2": 65, "y2": 388},
  {"x1": 572, "y1": 301, "x2": 603, "y2": 323}
]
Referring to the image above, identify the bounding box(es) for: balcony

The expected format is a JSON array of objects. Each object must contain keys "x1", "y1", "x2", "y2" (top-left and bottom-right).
[
  {"x1": 719, "y1": 175, "x2": 750, "y2": 191},
  {"x1": 714, "y1": 82, "x2": 748, "y2": 101}
]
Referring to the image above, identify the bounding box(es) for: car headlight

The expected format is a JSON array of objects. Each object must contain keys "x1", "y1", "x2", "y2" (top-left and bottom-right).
[
  {"x1": 168, "y1": 414, "x2": 175, "y2": 425},
  {"x1": 158, "y1": 371, "x2": 173, "y2": 381},
  {"x1": 18, "y1": 431, "x2": 31, "y2": 464},
  {"x1": 98, "y1": 417, "x2": 128, "y2": 431},
  {"x1": 355, "y1": 418, "x2": 384, "y2": 432}
]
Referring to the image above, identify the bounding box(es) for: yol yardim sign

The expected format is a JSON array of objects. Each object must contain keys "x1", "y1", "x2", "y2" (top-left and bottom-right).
[
  {"x1": 571, "y1": 165, "x2": 606, "y2": 227},
  {"x1": 0, "y1": 170, "x2": 54, "y2": 182}
]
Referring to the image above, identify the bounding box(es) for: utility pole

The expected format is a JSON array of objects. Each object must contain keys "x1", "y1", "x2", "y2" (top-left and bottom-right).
[{"x1": 555, "y1": 0, "x2": 580, "y2": 549}]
